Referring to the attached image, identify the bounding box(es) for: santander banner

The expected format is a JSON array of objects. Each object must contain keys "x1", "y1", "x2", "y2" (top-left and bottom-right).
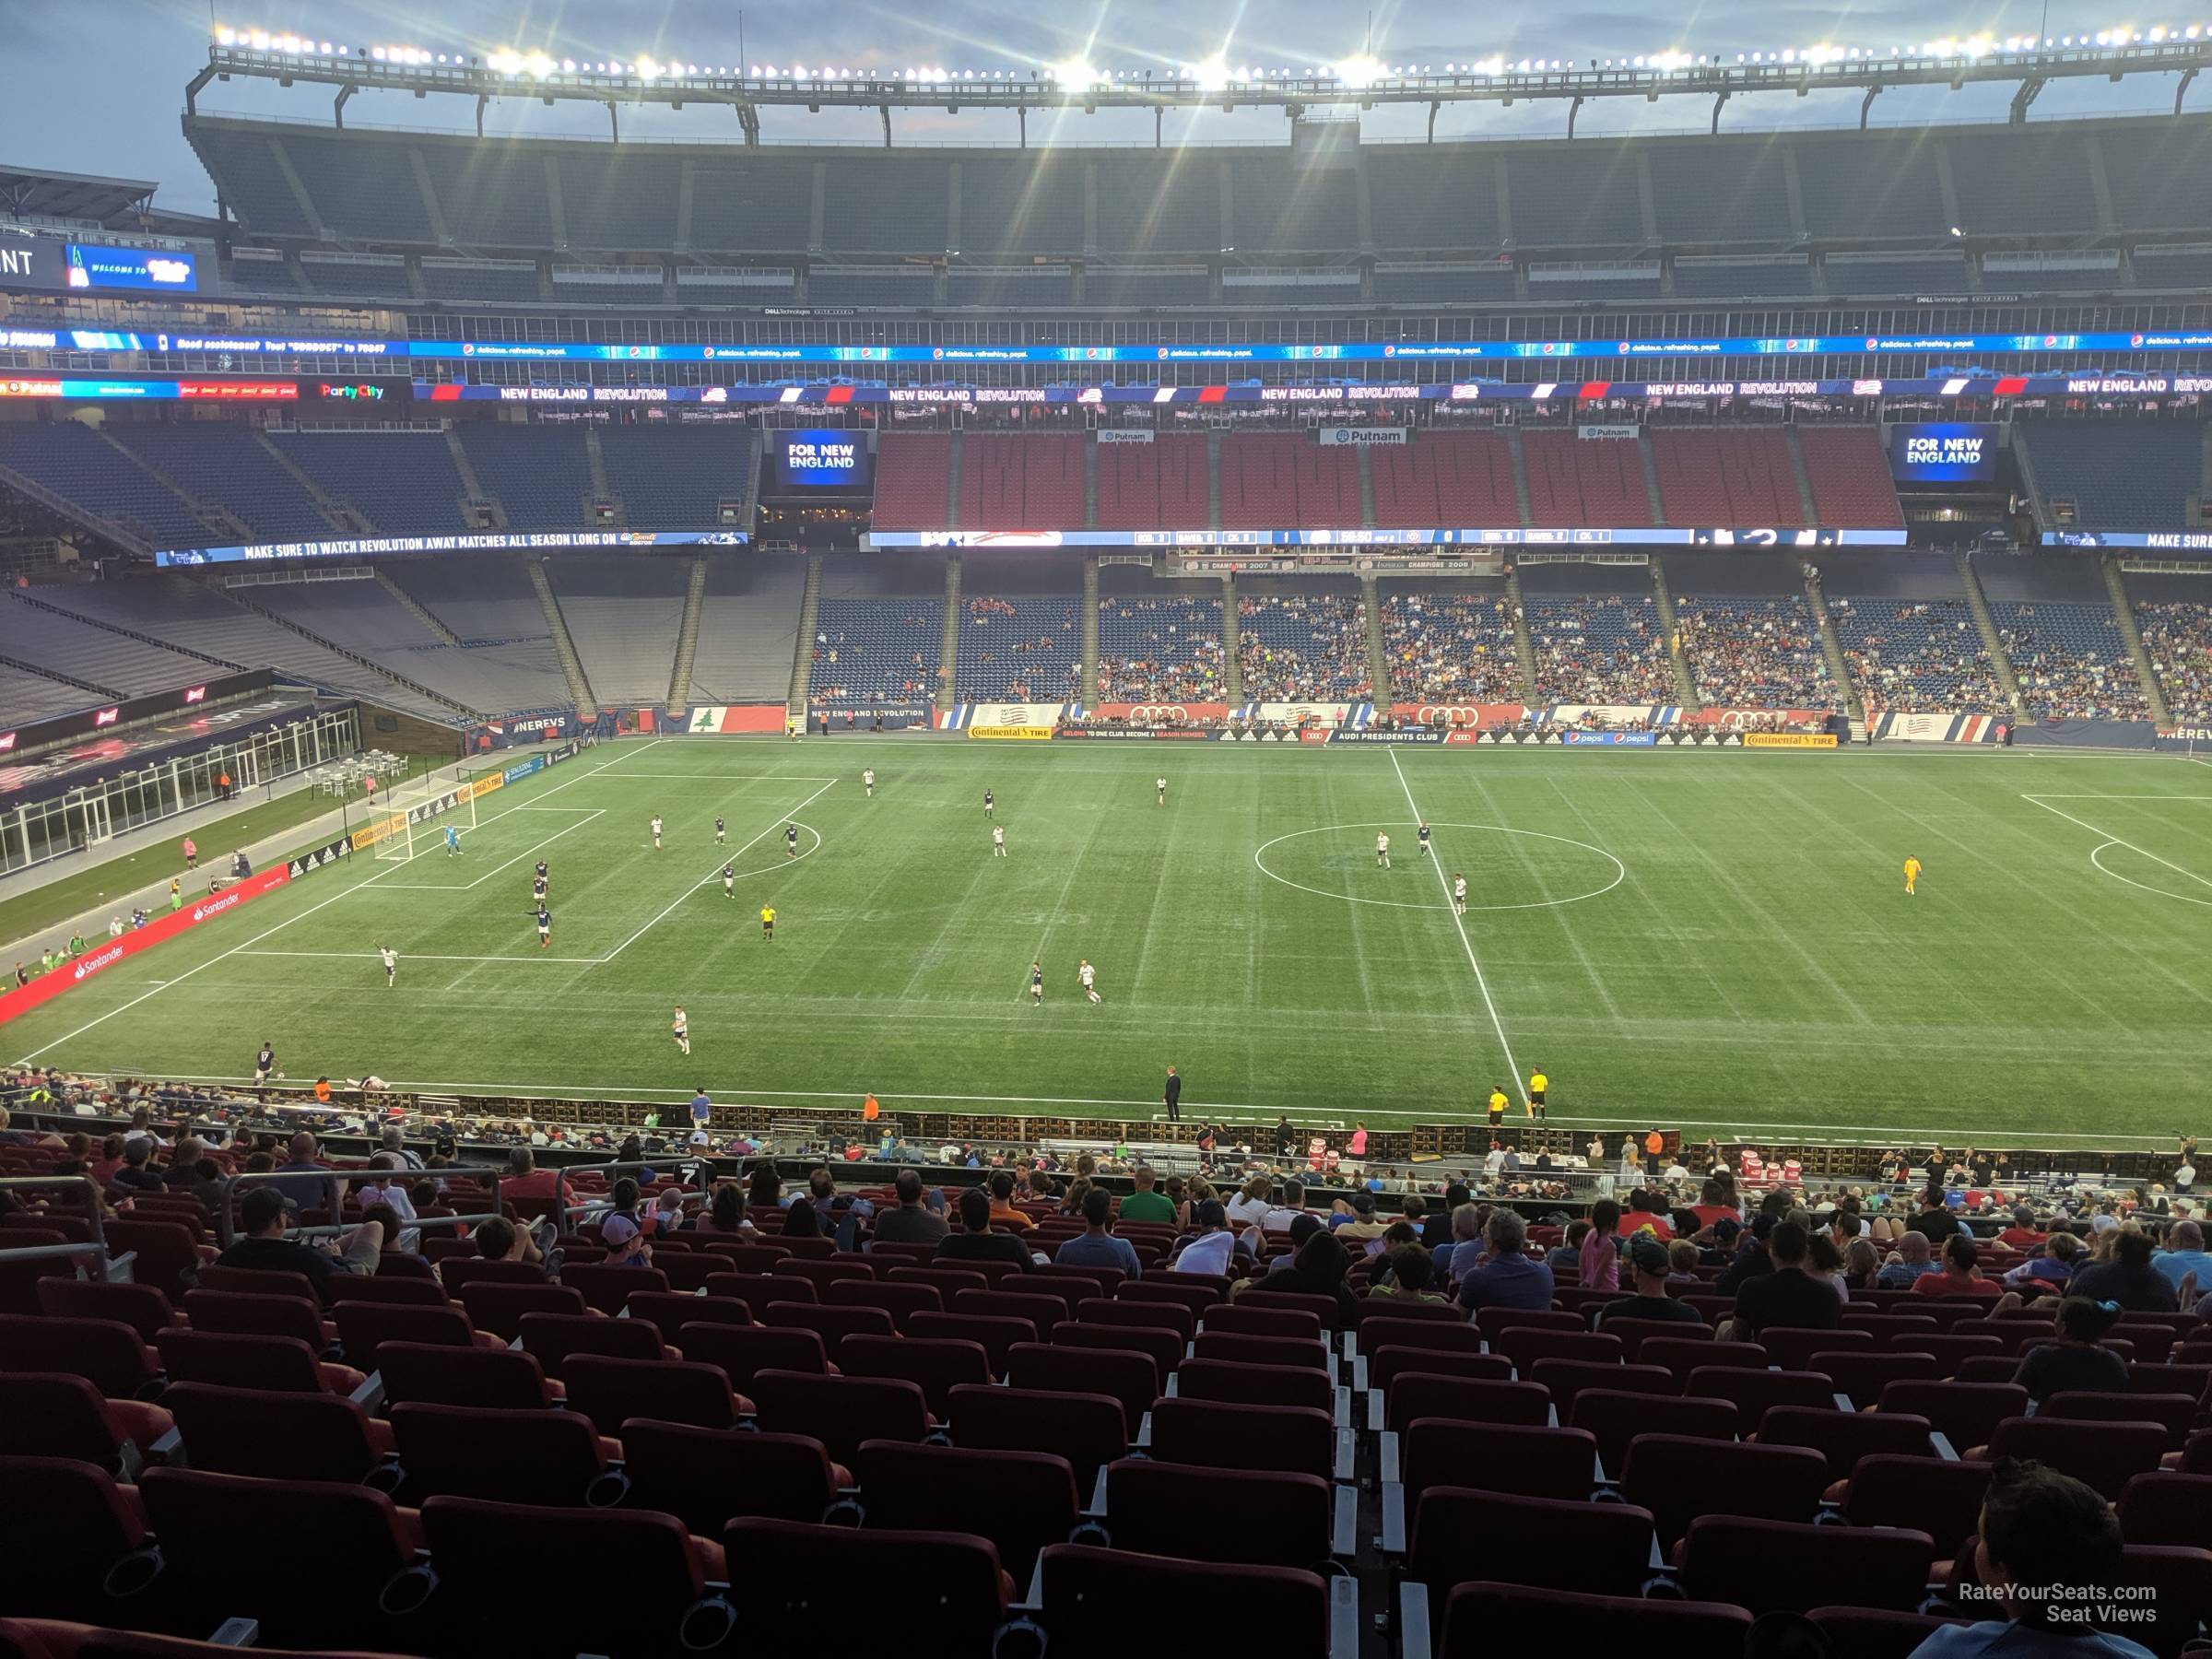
[
  {"x1": 1089, "y1": 702, "x2": 1230, "y2": 724},
  {"x1": 0, "y1": 865, "x2": 291, "y2": 1028}
]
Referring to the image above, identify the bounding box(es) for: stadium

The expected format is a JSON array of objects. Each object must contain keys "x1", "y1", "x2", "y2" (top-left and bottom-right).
[{"x1": 1, "y1": 16, "x2": 2211, "y2": 1657}]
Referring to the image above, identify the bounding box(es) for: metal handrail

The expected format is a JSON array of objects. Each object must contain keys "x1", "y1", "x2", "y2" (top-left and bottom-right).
[
  {"x1": 213, "y1": 1163, "x2": 509, "y2": 1247},
  {"x1": 0, "y1": 1174, "x2": 111, "y2": 1255}
]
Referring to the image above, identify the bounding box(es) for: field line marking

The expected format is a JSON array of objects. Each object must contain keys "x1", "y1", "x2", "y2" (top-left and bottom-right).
[
  {"x1": 1386, "y1": 747, "x2": 1526, "y2": 1106},
  {"x1": 597, "y1": 779, "x2": 840, "y2": 965},
  {"x1": 373, "y1": 808, "x2": 606, "y2": 891},
  {"x1": 236, "y1": 950, "x2": 606, "y2": 963},
  {"x1": 12, "y1": 745, "x2": 648, "y2": 1063},
  {"x1": 548, "y1": 771, "x2": 839, "y2": 783},
  {"x1": 2022, "y1": 794, "x2": 2212, "y2": 893}
]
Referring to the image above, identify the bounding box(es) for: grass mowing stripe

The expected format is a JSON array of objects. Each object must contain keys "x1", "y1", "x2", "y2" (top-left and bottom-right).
[
  {"x1": 1388, "y1": 747, "x2": 1525, "y2": 1106},
  {"x1": 2023, "y1": 795, "x2": 2212, "y2": 894}
]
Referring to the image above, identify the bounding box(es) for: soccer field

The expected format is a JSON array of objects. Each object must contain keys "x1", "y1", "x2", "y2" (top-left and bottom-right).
[{"x1": 9, "y1": 736, "x2": 2210, "y2": 1148}]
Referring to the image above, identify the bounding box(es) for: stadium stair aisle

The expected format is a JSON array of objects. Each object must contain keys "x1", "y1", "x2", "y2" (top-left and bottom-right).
[
  {"x1": 1956, "y1": 553, "x2": 2027, "y2": 716},
  {"x1": 1646, "y1": 558, "x2": 1700, "y2": 709},
  {"x1": 1800, "y1": 565, "x2": 1866, "y2": 723},
  {"x1": 528, "y1": 561, "x2": 598, "y2": 718},
  {"x1": 668, "y1": 557, "x2": 710, "y2": 707},
  {"x1": 2099, "y1": 557, "x2": 2171, "y2": 725},
  {"x1": 1503, "y1": 567, "x2": 1539, "y2": 701}
]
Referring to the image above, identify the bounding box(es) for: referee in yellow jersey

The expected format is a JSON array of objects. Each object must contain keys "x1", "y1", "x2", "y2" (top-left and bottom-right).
[
  {"x1": 1487, "y1": 1087, "x2": 1509, "y2": 1129},
  {"x1": 1903, "y1": 855, "x2": 1923, "y2": 896},
  {"x1": 1527, "y1": 1068, "x2": 1548, "y2": 1121},
  {"x1": 760, "y1": 904, "x2": 776, "y2": 940}
]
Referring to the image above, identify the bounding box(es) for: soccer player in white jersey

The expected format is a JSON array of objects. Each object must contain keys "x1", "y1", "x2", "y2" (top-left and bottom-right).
[
  {"x1": 863, "y1": 768, "x2": 875, "y2": 798},
  {"x1": 992, "y1": 824, "x2": 1007, "y2": 858},
  {"x1": 672, "y1": 1006, "x2": 690, "y2": 1056},
  {"x1": 651, "y1": 815, "x2": 664, "y2": 851},
  {"x1": 380, "y1": 945, "x2": 397, "y2": 988},
  {"x1": 1079, "y1": 959, "x2": 1100, "y2": 1003},
  {"x1": 1156, "y1": 776, "x2": 1167, "y2": 806},
  {"x1": 1453, "y1": 873, "x2": 1468, "y2": 916},
  {"x1": 1376, "y1": 831, "x2": 1391, "y2": 869}
]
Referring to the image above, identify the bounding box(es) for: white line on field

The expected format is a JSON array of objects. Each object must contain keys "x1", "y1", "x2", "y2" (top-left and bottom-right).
[
  {"x1": 597, "y1": 779, "x2": 840, "y2": 965},
  {"x1": 2022, "y1": 794, "x2": 2212, "y2": 894},
  {"x1": 13, "y1": 743, "x2": 653, "y2": 1062},
  {"x1": 1387, "y1": 747, "x2": 1526, "y2": 1107},
  {"x1": 370, "y1": 808, "x2": 605, "y2": 891}
]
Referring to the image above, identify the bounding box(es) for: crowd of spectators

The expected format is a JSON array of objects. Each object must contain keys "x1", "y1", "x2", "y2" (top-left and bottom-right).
[
  {"x1": 1092, "y1": 595, "x2": 1226, "y2": 702},
  {"x1": 2133, "y1": 599, "x2": 2212, "y2": 722},
  {"x1": 1994, "y1": 603, "x2": 2149, "y2": 722},
  {"x1": 1524, "y1": 596, "x2": 1677, "y2": 705},
  {"x1": 1674, "y1": 596, "x2": 1834, "y2": 709},
  {"x1": 1829, "y1": 598, "x2": 2008, "y2": 713},
  {"x1": 1234, "y1": 594, "x2": 1371, "y2": 701},
  {"x1": 1377, "y1": 592, "x2": 1520, "y2": 700}
]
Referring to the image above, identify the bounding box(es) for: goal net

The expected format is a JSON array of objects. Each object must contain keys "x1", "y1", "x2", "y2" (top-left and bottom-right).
[{"x1": 369, "y1": 776, "x2": 480, "y2": 862}]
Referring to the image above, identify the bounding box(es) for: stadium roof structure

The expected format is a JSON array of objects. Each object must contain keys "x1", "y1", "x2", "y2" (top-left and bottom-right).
[
  {"x1": 0, "y1": 164, "x2": 159, "y2": 227},
  {"x1": 193, "y1": 30, "x2": 2212, "y2": 144}
]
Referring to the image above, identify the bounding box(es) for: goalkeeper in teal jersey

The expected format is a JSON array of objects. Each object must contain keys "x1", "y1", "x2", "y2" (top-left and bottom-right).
[{"x1": 443, "y1": 825, "x2": 462, "y2": 857}]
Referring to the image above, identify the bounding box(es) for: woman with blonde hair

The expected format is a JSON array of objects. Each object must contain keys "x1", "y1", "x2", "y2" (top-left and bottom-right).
[{"x1": 1226, "y1": 1175, "x2": 1272, "y2": 1227}]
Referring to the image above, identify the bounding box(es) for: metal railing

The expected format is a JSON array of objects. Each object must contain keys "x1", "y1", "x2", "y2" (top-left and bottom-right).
[{"x1": 212, "y1": 1163, "x2": 510, "y2": 1247}]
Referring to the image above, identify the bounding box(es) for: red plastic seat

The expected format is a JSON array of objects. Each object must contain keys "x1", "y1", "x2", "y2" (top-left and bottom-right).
[
  {"x1": 761, "y1": 1300, "x2": 895, "y2": 1367},
  {"x1": 1981, "y1": 1416, "x2": 2171, "y2": 1500},
  {"x1": 0, "y1": 1456, "x2": 159, "y2": 1622},
  {"x1": 1175, "y1": 1354, "x2": 1334, "y2": 1416},
  {"x1": 1201, "y1": 1302, "x2": 1325, "y2": 1341},
  {"x1": 179, "y1": 1288, "x2": 335, "y2": 1354},
  {"x1": 516, "y1": 1310, "x2": 670, "y2": 1378},
  {"x1": 1400, "y1": 1419, "x2": 1595, "y2": 1504},
  {"x1": 97, "y1": 1221, "x2": 205, "y2": 1302},
  {"x1": 1475, "y1": 1306, "x2": 1584, "y2": 1341},
  {"x1": 1351, "y1": 1297, "x2": 1466, "y2": 1330},
  {"x1": 701, "y1": 1271, "x2": 817, "y2": 1317},
  {"x1": 907, "y1": 1311, "x2": 1038, "y2": 1377},
  {"x1": 853, "y1": 1439, "x2": 1079, "y2": 1581},
  {"x1": 415, "y1": 1495, "x2": 731, "y2": 1658},
  {"x1": 2041, "y1": 1390, "x2": 2199, "y2": 1445},
  {"x1": 1570, "y1": 1389, "x2": 1737, "y2": 1474},
  {"x1": 164, "y1": 1382, "x2": 386, "y2": 1482},
  {"x1": 653, "y1": 1252, "x2": 724, "y2": 1293},
  {"x1": 1841, "y1": 1454, "x2": 1994, "y2": 1556},
  {"x1": 1101, "y1": 1457, "x2": 1336, "y2": 1569},
  {"x1": 563, "y1": 1353, "x2": 750, "y2": 1431},
  {"x1": 331, "y1": 1301, "x2": 494, "y2": 1373},
  {"x1": 135, "y1": 1466, "x2": 418, "y2": 1648},
  {"x1": 437, "y1": 1256, "x2": 548, "y2": 1295},
  {"x1": 374, "y1": 1340, "x2": 558, "y2": 1410},
  {"x1": 680, "y1": 1323, "x2": 832, "y2": 1391},
  {"x1": 719, "y1": 1519, "x2": 1006, "y2": 1650},
  {"x1": 0, "y1": 1372, "x2": 171, "y2": 1473},
  {"x1": 1362, "y1": 1317, "x2": 1487, "y2": 1357},
  {"x1": 946, "y1": 1382, "x2": 1128, "y2": 1484},
  {"x1": 1493, "y1": 1328, "x2": 1623, "y2": 1373},
  {"x1": 1219, "y1": 1287, "x2": 1339, "y2": 1328},
  {"x1": 560, "y1": 1262, "x2": 668, "y2": 1317},
  {"x1": 1756, "y1": 1406, "x2": 1937, "y2": 1488},
  {"x1": 1050, "y1": 1318, "x2": 1182, "y2": 1382},
  {"x1": 320, "y1": 1275, "x2": 447, "y2": 1307},
  {"x1": 388, "y1": 1401, "x2": 618, "y2": 1506},
  {"x1": 620, "y1": 1421, "x2": 844, "y2": 1532},
  {"x1": 1384, "y1": 1373, "x2": 1550, "y2": 1434},
  {"x1": 1678, "y1": 1516, "x2": 1936, "y2": 1616},
  {"x1": 1035, "y1": 1544, "x2": 1335, "y2": 1659},
  {"x1": 1618, "y1": 1432, "x2": 1830, "y2": 1552},
  {"x1": 1527, "y1": 1358, "x2": 1670, "y2": 1417},
  {"x1": 1876, "y1": 1379, "x2": 2029, "y2": 1452},
  {"x1": 1371, "y1": 1347, "x2": 1514, "y2": 1399},
  {"x1": 1683, "y1": 1365, "x2": 1837, "y2": 1422},
  {"x1": 1188, "y1": 1329, "x2": 1330, "y2": 1372},
  {"x1": 2117, "y1": 1471, "x2": 2212, "y2": 1549},
  {"x1": 1596, "y1": 1316, "x2": 1711, "y2": 1363},
  {"x1": 1432, "y1": 1581, "x2": 1749, "y2": 1652},
  {"x1": 1410, "y1": 1488, "x2": 1657, "y2": 1599},
  {"x1": 0, "y1": 1313, "x2": 161, "y2": 1403},
  {"x1": 840, "y1": 1334, "x2": 993, "y2": 1416},
  {"x1": 1763, "y1": 1324, "x2": 1871, "y2": 1372},
  {"x1": 456, "y1": 1280, "x2": 586, "y2": 1340},
  {"x1": 1643, "y1": 1337, "x2": 1766, "y2": 1382},
  {"x1": 694, "y1": 1241, "x2": 792, "y2": 1274},
  {"x1": 155, "y1": 1329, "x2": 361, "y2": 1397},
  {"x1": 1119, "y1": 1277, "x2": 1228, "y2": 1319},
  {"x1": 33, "y1": 1279, "x2": 182, "y2": 1341},
  {"x1": 772, "y1": 1257, "x2": 878, "y2": 1298},
  {"x1": 1002, "y1": 1342, "x2": 1157, "y2": 1436},
  {"x1": 826, "y1": 1277, "x2": 943, "y2": 1331},
  {"x1": 1077, "y1": 1297, "x2": 1194, "y2": 1345},
  {"x1": 747, "y1": 1369, "x2": 930, "y2": 1464},
  {"x1": 191, "y1": 1265, "x2": 320, "y2": 1303},
  {"x1": 622, "y1": 1291, "x2": 752, "y2": 1349}
]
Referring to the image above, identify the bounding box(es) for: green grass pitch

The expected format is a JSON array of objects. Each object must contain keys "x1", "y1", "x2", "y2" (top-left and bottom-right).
[{"x1": 9, "y1": 737, "x2": 2210, "y2": 1148}]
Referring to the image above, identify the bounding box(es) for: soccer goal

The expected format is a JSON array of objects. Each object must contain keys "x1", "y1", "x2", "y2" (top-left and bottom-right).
[{"x1": 369, "y1": 775, "x2": 480, "y2": 863}]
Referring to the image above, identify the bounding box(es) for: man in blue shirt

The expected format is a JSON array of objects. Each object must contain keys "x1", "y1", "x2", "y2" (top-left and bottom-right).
[
  {"x1": 1455, "y1": 1209, "x2": 1554, "y2": 1312},
  {"x1": 1053, "y1": 1186, "x2": 1143, "y2": 1279},
  {"x1": 689, "y1": 1088, "x2": 712, "y2": 1133},
  {"x1": 2151, "y1": 1219, "x2": 2210, "y2": 1296}
]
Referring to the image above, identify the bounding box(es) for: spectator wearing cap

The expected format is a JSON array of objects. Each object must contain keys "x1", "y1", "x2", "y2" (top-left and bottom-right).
[
  {"x1": 1456, "y1": 1209, "x2": 1554, "y2": 1313},
  {"x1": 935, "y1": 1188, "x2": 1036, "y2": 1272},
  {"x1": 1055, "y1": 1186, "x2": 1143, "y2": 1279},
  {"x1": 2013, "y1": 1297, "x2": 2133, "y2": 1406},
  {"x1": 1724, "y1": 1220, "x2": 1840, "y2": 1337},
  {"x1": 108, "y1": 1135, "x2": 168, "y2": 1196},
  {"x1": 1170, "y1": 1199, "x2": 1238, "y2": 1275},
  {"x1": 599, "y1": 1211, "x2": 652, "y2": 1267},
  {"x1": 2068, "y1": 1230, "x2": 2181, "y2": 1312},
  {"x1": 1595, "y1": 1237, "x2": 1705, "y2": 1328},
  {"x1": 1330, "y1": 1192, "x2": 1391, "y2": 1249},
  {"x1": 1908, "y1": 1457, "x2": 2155, "y2": 1657},
  {"x1": 218, "y1": 1186, "x2": 383, "y2": 1288}
]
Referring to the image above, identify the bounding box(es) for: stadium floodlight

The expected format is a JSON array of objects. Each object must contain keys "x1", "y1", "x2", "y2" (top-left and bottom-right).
[
  {"x1": 1332, "y1": 53, "x2": 1386, "y2": 88},
  {"x1": 1185, "y1": 53, "x2": 1231, "y2": 91}
]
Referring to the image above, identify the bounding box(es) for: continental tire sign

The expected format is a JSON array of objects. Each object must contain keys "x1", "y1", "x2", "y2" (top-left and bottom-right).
[
  {"x1": 969, "y1": 725, "x2": 1054, "y2": 741},
  {"x1": 1744, "y1": 733, "x2": 1839, "y2": 749}
]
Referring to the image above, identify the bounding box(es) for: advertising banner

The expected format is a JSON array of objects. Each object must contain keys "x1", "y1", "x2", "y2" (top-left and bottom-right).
[
  {"x1": 1888, "y1": 422, "x2": 1999, "y2": 483},
  {"x1": 284, "y1": 836, "x2": 355, "y2": 881},
  {"x1": 0, "y1": 865, "x2": 290, "y2": 1027},
  {"x1": 1577, "y1": 425, "x2": 1642, "y2": 440},
  {"x1": 1744, "y1": 732, "x2": 1839, "y2": 748},
  {"x1": 1326, "y1": 730, "x2": 1447, "y2": 745},
  {"x1": 771, "y1": 429, "x2": 874, "y2": 489},
  {"x1": 1873, "y1": 712, "x2": 2006, "y2": 744},
  {"x1": 941, "y1": 702, "x2": 1073, "y2": 731},
  {"x1": 351, "y1": 788, "x2": 464, "y2": 851},
  {"x1": 1318, "y1": 428, "x2": 1408, "y2": 446},
  {"x1": 1094, "y1": 430, "x2": 1155, "y2": 444},
  {"x1": 684, "y1": 705, "x2": 790, "y2": 735},
  {"x1": 1560, "y1": 731, "x2": 1660, "y2": 747},
  {"x1": 1055, "y1": 727, "x2": 1212, "y2": 740},
  {"x1": 970, "y1": 725, "x2": 1054, "y2": 741},
  {"x1": 1088, "y1": 702, "x2": 1231, "y2": 724},
  {"x1": 1386, "y1": 702, "x2": 1529, "y2": 728},
  {"x1": 1244, "y1": 701, "x2": 1369, "y2": 728}
]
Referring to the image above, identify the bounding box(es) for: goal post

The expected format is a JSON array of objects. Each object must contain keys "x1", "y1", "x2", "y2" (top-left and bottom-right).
[{"x1": 369, "y1": 775, "x2": 481, "y2": 862}]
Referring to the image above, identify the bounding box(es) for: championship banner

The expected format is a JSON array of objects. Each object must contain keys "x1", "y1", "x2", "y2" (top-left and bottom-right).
[
  {"x1": 969, "y1": 725, "x2": 1054, "y2": 741},
  {"x1": 1088, "y1": 702, "x2": 1230, "y2": 724},
  {"x1": 1744, "y1": 732, "x2": 1839, "y2": 748},
  {"x1": 0, "y1": 865, "x2": 291, "y2": 1027},
  {"x1": 684, "y1": 704, "x2": 789, "y2": 735}
]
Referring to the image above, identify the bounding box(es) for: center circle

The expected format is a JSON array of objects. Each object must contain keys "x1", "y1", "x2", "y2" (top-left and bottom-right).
[{"x1": 1253, "y1": 822, "x2": 1627, "y2": 912}]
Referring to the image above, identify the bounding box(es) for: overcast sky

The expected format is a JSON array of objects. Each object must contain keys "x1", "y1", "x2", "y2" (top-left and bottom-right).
[{"x1": 0, "y1": 0, "x2": 2192, "y2": 216}]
